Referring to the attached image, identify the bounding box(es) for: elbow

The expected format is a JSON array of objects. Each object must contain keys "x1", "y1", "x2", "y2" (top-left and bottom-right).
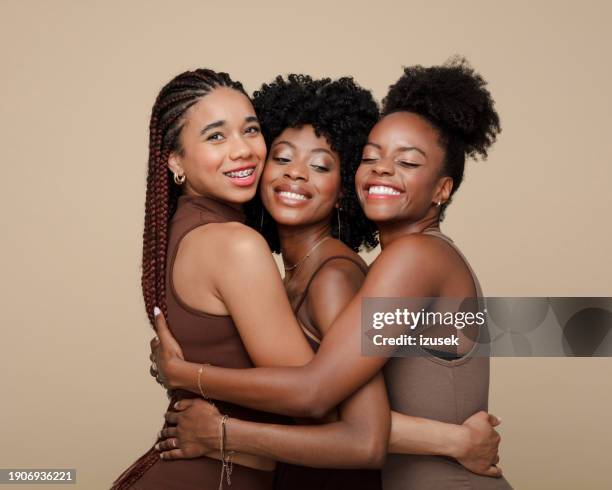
[
  {"x1": 285, "y1": 383, "x2": 329, "y2": 419},
  {"x1": 285, "y1": 380, "x2": 334, "y2": 419},
  {"x1": 305, "y1": 403, "x2": 331, "y2": 421},
  {"x1": 300, "y1": 385, "x2": 336, "y2": 420},
  {"x1": 361, "y1": 433, "x2": 388, "y2": 469},
  {"x1": 341, "y1": 424, "x2": 388, "y2": 469}
]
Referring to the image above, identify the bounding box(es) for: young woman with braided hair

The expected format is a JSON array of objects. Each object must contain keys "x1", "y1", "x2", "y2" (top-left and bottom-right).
[
  {"x1": 112, "y1": 68, "x2": 322, "y2": 489},
  {"x1": 150, "y1": 59, "x2": 513, "y2": 489}
]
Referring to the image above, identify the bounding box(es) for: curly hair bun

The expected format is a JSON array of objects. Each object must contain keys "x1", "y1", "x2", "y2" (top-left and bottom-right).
[{"x1": 382, "y1": 56, "x2": 501, "y2": 161}]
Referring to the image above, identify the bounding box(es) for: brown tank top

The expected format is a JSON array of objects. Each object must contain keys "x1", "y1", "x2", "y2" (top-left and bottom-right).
[
  {"x1": 112, "y1": 195, "x2": 283, "y2": 490},
  {"x1": 382, "y1": 229, "x2": 512, "y2": 490},
  {"x1": 274, "y1": 248, "x2": 382, "y2": 490},
  {"x1": 166, "y1": 195, "x2": 287, "y2": 422}
]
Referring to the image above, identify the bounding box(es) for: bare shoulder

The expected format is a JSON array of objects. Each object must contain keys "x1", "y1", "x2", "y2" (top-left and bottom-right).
[
  {"x1": 306, "y1": 253, "x2": 367, "y2": 335},
  {"x1": 181, "y1": 221, "x2": 271, "y2": 260},
  {"x1": 366, "y1": 234, "x2": 454, "y2": 296},
  {"x1": 310, "y1": 254, "x2": 366, "y2": 295}
]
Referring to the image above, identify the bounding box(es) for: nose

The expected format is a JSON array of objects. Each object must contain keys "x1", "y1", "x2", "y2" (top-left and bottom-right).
[
  {"x1": 372, "y1": 156, "x2": 395, "y2": 176},
  {"x1": 229, "y1": 134, "x2": 253, "y2": 161},
  {"x1": 284, "y1": 160, "x2": 308, "y2": 181}
]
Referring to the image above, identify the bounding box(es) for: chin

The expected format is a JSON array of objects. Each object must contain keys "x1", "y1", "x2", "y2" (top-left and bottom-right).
[
  {"x1": 224, "y1": 187, "x2": 258, "y2": 204},
  {"x1": 362, "y1": 205, "x2": 394, "y2": 221},
  {"x1": 272, "y1": 213, "x2": 309, "y2": 226}
]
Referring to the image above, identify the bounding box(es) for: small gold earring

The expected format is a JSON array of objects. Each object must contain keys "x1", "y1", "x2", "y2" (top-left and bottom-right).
[{"x1": 174, "y1": 172, "x2": 186, "y2": 185}]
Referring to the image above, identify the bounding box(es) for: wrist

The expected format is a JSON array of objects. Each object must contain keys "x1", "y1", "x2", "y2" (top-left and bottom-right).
[
  {"x1": 166, "y1": 358, "x2": 190, "y2": 390},
  {"x1": 448, "y1": 425, "x2": 471, "y2": 459},
  {"x1": 224, "y1": 417, "x2": 245, "y2": 453},
  {"x1": 196, "y1": 412, "x2": 223, "y2": 451}
]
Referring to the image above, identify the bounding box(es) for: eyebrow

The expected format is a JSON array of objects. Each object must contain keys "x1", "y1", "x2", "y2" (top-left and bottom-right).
[
  {"x1": 364, "y1": 142, "x2": 427, "y2": 158},
  {"x1": 200, "y1": 116, "x2": 259, "y2": 135},
  {"x1": 311, "y1": 148, "x2": 335, "y2": 158},
  {"x1": 272, "y1": 141, "x2": 335, "y2": 158},
  {"x1": 398, "y1": 146, "x2": 427, "y2": 158},
  {"x1": 272, "y1": 140, "x2": 296, "y2": 150}
]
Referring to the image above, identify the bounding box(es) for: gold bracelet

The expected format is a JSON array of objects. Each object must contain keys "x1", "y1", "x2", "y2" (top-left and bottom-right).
[
  {"x1": 197, "y1": 363, "x2": 211, "y2": 400},
  {"x1": 218, "y1": 414, "x2": 234, "y2": 490}
]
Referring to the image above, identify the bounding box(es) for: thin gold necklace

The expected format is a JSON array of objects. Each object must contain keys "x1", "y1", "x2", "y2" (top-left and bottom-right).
[{"x1": 283, "y1": 236, "x2": 331, "y2": 273}]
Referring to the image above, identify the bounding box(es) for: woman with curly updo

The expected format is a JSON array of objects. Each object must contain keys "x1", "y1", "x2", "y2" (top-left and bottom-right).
[{"x1": 152, "y1": 66, "x2": 510, "y2": 489}]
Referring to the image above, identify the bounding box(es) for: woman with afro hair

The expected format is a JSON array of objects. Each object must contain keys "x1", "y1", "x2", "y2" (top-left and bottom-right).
[{"x1": 152, "y1": 67, "x2": 506, "y2": 488}]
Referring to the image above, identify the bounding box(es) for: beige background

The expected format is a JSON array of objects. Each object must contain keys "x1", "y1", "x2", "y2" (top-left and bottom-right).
[{"x1": 1, "y1": 1, "x2": 611, "y2": 488}]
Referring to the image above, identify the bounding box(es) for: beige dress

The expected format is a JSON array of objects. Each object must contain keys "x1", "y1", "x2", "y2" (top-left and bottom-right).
[{"x1": 382, "y1": 229, "x2": 512, "y2": 490}]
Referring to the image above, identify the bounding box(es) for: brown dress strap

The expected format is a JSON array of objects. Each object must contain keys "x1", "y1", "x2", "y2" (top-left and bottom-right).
[{"x1": 420, "y1": 228, "x2": 484, "y2": 297}]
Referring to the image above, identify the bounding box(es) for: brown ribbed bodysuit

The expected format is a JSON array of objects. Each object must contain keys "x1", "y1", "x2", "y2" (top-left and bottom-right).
[
  {"x1": 274, "y1": 245, "x2": 382, "y2": 490},
  {"x1": 382, "y1": 229, "x2": 512, "y2": 490},
  {"x1": 112, "y1": 195, "x2": 286, "y2": 490}
]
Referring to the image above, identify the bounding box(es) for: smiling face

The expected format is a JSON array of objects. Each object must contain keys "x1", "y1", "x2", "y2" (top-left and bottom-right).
[
  {"x1": 260, "y1": 125, "x2": 341, "y2": 227},
  {"x1": 168, "y1": 87, "x2": 267, "y2": 204},
  {"x1": 355, "y1": 111, "x2": 453, "y2": 224}
]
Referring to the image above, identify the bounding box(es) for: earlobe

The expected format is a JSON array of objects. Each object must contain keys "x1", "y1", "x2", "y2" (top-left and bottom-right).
[
  {"x1": 436, "y1": 177, "x2": 453, "y2": 204},
  {"x1": 168, "y1": 155, "x2": 186, "y2": 185}
]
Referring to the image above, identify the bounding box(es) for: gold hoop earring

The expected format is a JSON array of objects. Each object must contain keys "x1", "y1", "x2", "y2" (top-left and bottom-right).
[
  {"x1": 174, "y1": 172, "x2": 186, "y2": 185},
  {"x1": 336, "y1": 207, "x2": 342, "y2": 242}
]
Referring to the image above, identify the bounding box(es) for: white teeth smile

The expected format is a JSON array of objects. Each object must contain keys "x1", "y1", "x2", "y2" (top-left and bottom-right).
[
  {"x1": 226, "y1": 168, "x2": 255, "y2": 178},
  {"x1": 278, "y1": 191, "x2": 308, "y2": 201},
  {"x1": 368, "y1": 185, "x2": 401, "y2": 196}
]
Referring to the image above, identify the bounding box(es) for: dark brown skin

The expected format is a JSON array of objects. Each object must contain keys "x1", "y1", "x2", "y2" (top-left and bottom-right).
[{"x1": 152, "y1": 115, "x2": 503, "y2": 477}]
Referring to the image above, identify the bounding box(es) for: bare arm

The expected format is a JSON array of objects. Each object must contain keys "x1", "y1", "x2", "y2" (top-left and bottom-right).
[
  {"x1": 159, "y1": 259, "x2": 391, "y2": 468},
  {"x1": 163, "y1": 374, "x2": 389, "y2": 468},
  {"x1": 167, "y1": 236, "x2": 440, "y2": 417},
  {"x1": 389, "y1": 412, "x2": 467, "y2": 456},
  {"x1": 227, "y1": 262, "x2": 391, "y2": 467},
  {"x1": 157, "y1": 223, "x2": 315, "y2": 392},
  {"x1": 226, "y1": 372, "x2": 389, "y2": 468},
  {"x1": 210, "y1": 224, "x2": 315, "y2": 366},
  {"x1": 226, "y1": 406, "x2": 499, "y2": 471}
]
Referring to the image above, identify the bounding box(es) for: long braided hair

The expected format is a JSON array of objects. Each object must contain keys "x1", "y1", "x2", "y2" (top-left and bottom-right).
[{"x1": 142, "y1": 69, "x2": 246, "y2": 326}]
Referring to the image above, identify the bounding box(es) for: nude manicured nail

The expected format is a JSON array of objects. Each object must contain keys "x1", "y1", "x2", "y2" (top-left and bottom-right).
[{"x1": 154, "y1": 306, "x2": 161, "y2": 316}]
